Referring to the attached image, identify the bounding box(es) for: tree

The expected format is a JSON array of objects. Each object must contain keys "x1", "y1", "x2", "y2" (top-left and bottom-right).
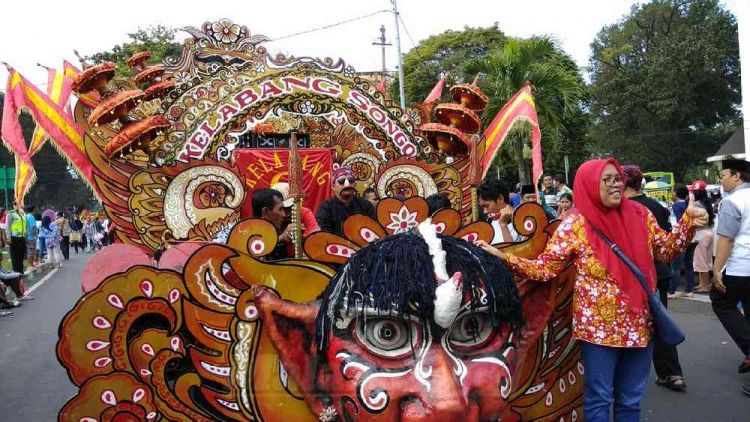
[
  {"x1": 588, "y1": 0, "x2": 740, "y2": 180},
  {"x1": 394, "y1": 25, "x2": 507, "y2": 104},
  {"x1": 87, "y1": 25, "x2": 183, "y2": 76},
  {"x1": 464, "y1": 37, "x2": 589, "y2": 183}
]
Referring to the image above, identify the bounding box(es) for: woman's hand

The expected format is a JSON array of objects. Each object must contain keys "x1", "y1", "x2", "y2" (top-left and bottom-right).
[
  {"x1": 474, "y1": 240, "x2": 506, "y2": 260},
  {"x1": 685, "y1": 193, "x2": 708, "y2": 227}
]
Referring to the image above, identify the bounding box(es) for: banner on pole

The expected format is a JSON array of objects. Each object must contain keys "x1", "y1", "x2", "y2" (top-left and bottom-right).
[{"x1": 232, "y1": 148, "x2": 333, "y2": 218}]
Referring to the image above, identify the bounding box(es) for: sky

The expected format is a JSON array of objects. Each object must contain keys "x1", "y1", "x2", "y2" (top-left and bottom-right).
[{"x1": 0, "y1": 0, "x2": 741, "y2": 91}]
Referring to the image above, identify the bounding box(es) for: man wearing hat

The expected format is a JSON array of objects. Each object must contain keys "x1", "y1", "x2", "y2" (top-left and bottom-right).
[
  {"x1": 711, "y1": 158, "x2": 750, "y2": 396},
  {"x1": 315, "y1": 167, "x2": 375, "y2": 236},
  {"x1": 270, "y1": 182, "x2": 320, "y2": 237}
]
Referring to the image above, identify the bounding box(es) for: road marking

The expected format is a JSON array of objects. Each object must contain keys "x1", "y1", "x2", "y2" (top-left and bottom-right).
[
  {"x1": 25, "y1": 268, "x2": 60, "y2": 295},
  {"x1": 673, "y1": 294, "x2": 711, "y2": 303}
]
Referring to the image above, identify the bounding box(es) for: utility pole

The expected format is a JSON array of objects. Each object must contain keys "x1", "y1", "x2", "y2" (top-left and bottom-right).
[
  {"x1": 391, "y1": 0, "x2": 406, "y2": 109},
  {"x1": 372, "y1": 25, "x2": 392, "y2": 83}
]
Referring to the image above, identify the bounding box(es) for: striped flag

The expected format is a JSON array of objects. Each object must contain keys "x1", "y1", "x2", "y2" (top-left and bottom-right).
[
  {"x1": 1, "y1": 67, "x2": 93, "y2": 203},
  {"x1": 1, "y1": 77, "x2": 35, "y2": 204},
  {"x1": 28, "y1": 66, "x2": 74, "y2": 157},
  {"x1": 480, "y1": 82, "x2": 543, "y2": 183}
]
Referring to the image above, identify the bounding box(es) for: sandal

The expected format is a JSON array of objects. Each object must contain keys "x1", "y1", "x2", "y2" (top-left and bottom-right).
[{"x1": 656, "y1": 375, "x2": 687, "y2": 391}]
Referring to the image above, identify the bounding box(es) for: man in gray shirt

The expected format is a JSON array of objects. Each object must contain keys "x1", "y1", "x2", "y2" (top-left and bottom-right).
[{"x1": 710, "y1": 159, "x2": 750, "y2": 397}]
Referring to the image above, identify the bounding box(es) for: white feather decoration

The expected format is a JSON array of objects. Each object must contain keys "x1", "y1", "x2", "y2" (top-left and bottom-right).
[{"x1": 417, "y1": 219, "x2": 463, "y2": 328}]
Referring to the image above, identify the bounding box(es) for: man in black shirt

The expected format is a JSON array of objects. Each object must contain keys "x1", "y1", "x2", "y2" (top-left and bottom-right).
[
  {"x1": 316, "y1": 167, "x2": 375, "y2": 236},
  {"x1": 623, "y1": 164, "x2": 686, "y2": 391}
]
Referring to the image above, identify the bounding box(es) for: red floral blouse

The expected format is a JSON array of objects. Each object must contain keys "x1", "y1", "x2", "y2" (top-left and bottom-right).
[{"x1": 505, "y1": 212, "x2": 694, "y2": 347}]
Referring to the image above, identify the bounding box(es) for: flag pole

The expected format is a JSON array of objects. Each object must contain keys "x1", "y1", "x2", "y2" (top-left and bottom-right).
[
  {"x1": 469, "y1": 134, "x2": 481, "y2": 222},
  {"x1": 288, "y1": 131, "x2": 304, "y2": 259}
]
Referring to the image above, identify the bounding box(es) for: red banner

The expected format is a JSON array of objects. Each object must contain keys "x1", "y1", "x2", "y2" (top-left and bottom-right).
[{"x1": 233, "y1": 148, "x2": 333, "y2": 218}]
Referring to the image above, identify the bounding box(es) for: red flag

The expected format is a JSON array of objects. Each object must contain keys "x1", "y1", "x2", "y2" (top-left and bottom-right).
[
  {"x1": 480, "y1": 83, "x2": 543, "y2": 183},
  {"x1": 1, "y1": 72, "x2": 35, "y2": 203},
  {"x1": 232, "y1": 148, "x2": 333, "y2": 218},
  {"x1": 1, "y1": 67, "x2": 93, "y2": 202},
  {"x1": 29, "y1": 66, "x2": 74, "y2": 156},
  {"x1": 423, "y1": 74, "x2": 446, "y2": 104}
]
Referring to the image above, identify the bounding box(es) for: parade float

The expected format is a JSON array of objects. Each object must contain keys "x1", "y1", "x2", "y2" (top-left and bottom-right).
[{"x1": 6, "y1": 19, "x2": 583, "y2": 421}]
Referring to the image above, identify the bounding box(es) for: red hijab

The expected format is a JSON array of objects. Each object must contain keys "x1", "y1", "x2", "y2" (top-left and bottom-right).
[{"x1": 571, "y1": 158, "x2": 655, "y2": 313}]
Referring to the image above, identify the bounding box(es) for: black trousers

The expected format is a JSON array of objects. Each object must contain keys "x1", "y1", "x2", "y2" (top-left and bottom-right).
[
  {"x1": 61, "y1": 235, "x2": 70, "y2": 259},
  {"x1": 653, "y1": 276, "x2": 683, "y2": 378},
  {"x1": 9, "y1": 236, "x2": 26, "y2": 274},
  {"x1": 711, "y1": 273, "x2": 750, "y2": 356}
]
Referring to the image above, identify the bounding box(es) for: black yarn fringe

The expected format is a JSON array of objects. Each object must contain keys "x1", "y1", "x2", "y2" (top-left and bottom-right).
[{"x1": 315, "y1": 231, "x2": 523, "y2": 356}]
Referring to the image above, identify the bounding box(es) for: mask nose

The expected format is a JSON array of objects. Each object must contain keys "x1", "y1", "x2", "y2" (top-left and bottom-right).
[{"x1": 401, "y1": 344, "x2": 469, "y2": 421}]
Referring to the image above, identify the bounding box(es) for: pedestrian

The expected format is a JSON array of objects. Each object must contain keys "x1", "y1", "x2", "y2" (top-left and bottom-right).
[
  {"x1": 56, "y1": 211, "x2": 71, "y2": 260},
  {"x1": 83, "y1": 215, "x2": 98, "y2": 252},
  {"x1": 690, "y1": 181, "x2": 715, "y2": 293},
  {"x1": 558, "y1": 192, "x2": 574, "y2": 217},
  {"x1": 554, "y1": 172, "x2": 573, "y2": 197},
  {"x1": 540, "y1": 173, "x2": 560, "y2": 210},
  {"x1": 35, "y1": 212, "x2": 46, "y2": 261},
  {"x1": 476, "y1": 158, "x2": 707, "y2": 421},
  {"x1": 477, "y1": 179, "x2": 517, "y2": 243},
  {"x1": 97, "y1": 215, "x2": 108, "y2": 246},
  {"x1": 5, "y1": 200, "x2": 27, "y2": 275},
  {"x1": 0, "y1": 207, "x2": 7, "y2": 248},
  {"x1": 670, "y1": 183, "x2": 697, "y2": 297},
  {"x1": 70, "y1": 214, "x2": 83, "y2": 254},
  {"x1": 708, "y1": 159, "x2": 750, "y2": 397},
  {"x1": 0, "y1": 246, "x2": 32, "y2": 302},
  {"x1": 40, "y1": 216, "x2": 63, "y2": 268},
  {"x1": 623, "y1": 164, "x2": 686, "y2": 391},
  {"x1": 271, "y1": 182, "x2": 320, "y2": 237},
  {"x1": 24, "y1": 206, "x2": 38, "y2": 268}
]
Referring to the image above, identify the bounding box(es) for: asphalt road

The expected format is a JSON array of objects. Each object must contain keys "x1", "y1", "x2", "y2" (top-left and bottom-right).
[
  {"x1": 0, "y1": 251, "x2": 81, "y2": 421},
  {"x1": 0, "y1": 252, "x2": 749, "y2": 421}
]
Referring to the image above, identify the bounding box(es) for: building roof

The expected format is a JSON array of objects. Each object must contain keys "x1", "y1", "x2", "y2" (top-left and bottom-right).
[{"x1": 707, "y1": 125, "x2": 745, "y2": 162}]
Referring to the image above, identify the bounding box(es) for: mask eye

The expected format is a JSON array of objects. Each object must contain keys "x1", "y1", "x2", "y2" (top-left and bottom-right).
[
  {"x1": 355, "y1": 317, "x2": 418, "y2": 359},
  {"x1": 449, "y1": 312, "x2": 494, "y2": 349}
]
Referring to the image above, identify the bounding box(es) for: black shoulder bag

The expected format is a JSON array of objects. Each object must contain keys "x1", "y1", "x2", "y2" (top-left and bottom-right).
[{"x1": 592, "y1": 227, "x2": 686, "y2": 346}]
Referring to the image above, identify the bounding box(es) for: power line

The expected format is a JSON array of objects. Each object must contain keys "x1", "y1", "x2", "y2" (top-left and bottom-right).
[
  {"x1": 398, "y1": 15, "x2": 426, "y2": 63},
  {"x1": 268, "y1": 10, "x2": 389, "y2": 42}
]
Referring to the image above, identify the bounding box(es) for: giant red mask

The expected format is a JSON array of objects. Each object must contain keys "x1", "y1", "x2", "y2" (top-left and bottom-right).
[{"x1": 257, "y1": 225, "x2": 531, "y2": 421}]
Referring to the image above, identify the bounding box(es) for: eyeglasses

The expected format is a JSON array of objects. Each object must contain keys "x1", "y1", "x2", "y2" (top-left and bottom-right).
[
  {"x1": 336, "y1": 177, "x2": 356, "y2": 186},
  {"x1": 601, "y1": 176, "x2": 623, "y2": 187}
]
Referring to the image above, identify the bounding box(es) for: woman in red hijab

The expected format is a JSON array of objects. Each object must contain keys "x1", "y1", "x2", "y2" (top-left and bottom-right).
[{"x1": 477, "y1": 158, "x2": 707, "y2": 422}]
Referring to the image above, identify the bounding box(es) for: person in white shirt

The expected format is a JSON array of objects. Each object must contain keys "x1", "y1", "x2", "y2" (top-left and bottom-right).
[
  {"x1": 477, "y1": 179, "x2": 518, "y2": 243},
  {"x1": 710, "y1": 159, "x2": 750, "y2": 396}
]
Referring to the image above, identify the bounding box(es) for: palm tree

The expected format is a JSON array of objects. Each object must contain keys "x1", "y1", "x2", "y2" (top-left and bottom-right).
[{"x1": 464, "y1": 36, "x2": 586, "y2": 183}]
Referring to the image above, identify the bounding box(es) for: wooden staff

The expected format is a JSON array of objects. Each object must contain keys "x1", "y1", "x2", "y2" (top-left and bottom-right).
[
  {"x1": 288, "y1": 131, "x2": 304, "y2": 259},
  {"x1": 469, "y1": 134, "x2": 482, "y2": 222}
]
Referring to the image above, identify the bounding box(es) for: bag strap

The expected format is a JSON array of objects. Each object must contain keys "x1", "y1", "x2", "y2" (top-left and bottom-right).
[{"x1": 590, "y1": 225, "x2": 652, "y2": 294}]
